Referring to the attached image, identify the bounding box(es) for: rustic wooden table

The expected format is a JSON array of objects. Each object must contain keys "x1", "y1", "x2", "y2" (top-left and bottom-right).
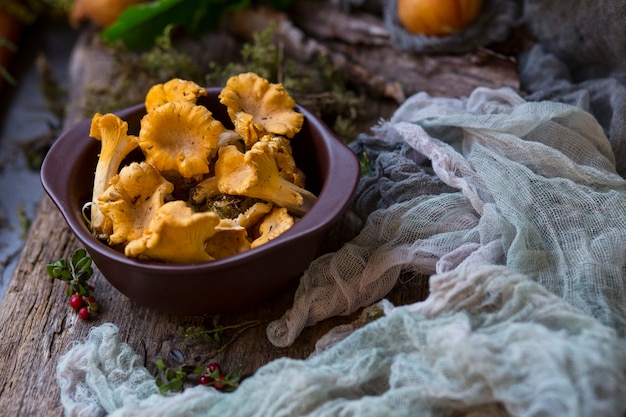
[{"x1": 0, "y1": 4, "x2": 521, "y2": 415}]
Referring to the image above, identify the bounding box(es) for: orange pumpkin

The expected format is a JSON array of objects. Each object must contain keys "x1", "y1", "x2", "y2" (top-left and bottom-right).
[
  {"x1": 397, "y1": 0, "x2": 483, "y2": 36},
  {"x1": 70, "y1": 0, "x2": 147, "y2": 28}
]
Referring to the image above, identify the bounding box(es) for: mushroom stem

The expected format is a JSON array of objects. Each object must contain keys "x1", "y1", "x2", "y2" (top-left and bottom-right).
[
  {"x1": 89, "y1": 113, "x2": 139, "y2": 239},
  {"x1": 215, "y1": 143, "x2": 317, "y2": 217}
]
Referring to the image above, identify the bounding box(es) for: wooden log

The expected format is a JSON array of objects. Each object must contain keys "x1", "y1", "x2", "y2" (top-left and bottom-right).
[{"x1": 226, "y1": 2, "x2": 520, "y2": 103}]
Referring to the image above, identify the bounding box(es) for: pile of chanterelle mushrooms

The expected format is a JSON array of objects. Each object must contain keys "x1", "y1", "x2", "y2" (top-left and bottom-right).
[{"x1": 85, "y1": 72, "x2": 317, "y2": 263}]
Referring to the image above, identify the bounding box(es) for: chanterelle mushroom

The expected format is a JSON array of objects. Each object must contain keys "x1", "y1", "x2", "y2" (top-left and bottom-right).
[
  {"x1": 98, "y1": 161, "x2": 174, "y2": 245},
  {"x1": 125, "y1": 200, "x2": 221, "y2": 263},
  {"x1": 138, "y1": 101, "x2": 225, "y2": 179},
  {"x1": 144, "y1": 78, "x2": 208, "y2": 112},
  {"x1": 204, "y1": 225, "x2": 251, "y2": 260},
  {"x1": 85, "y1": 74, "x2": 315, "y2": 263},
  {"x1": 218, "y1": 72, "x2": 304, "y2": 147},
  {"x1": 251, "y1": 207, "x2": 295, "y2": 249},
  {"x1": 259, "y1": 134, "x2": 305, "y2": 187},
  {"x1": 231, "y1": 201, "x2": 273, "y2": 229},
  {"x1": 189, "y1": 176, "x2": 220, "y2": 205},
  {"x1": 215, "y1": 142, "x2": 317, "y2": 217},
  {"x1": 89, "y1": 112, "x2": 139, "y2": 239}
]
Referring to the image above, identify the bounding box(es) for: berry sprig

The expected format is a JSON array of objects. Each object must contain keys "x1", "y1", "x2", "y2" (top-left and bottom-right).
[
  {"x1": 46, "y1": 248, "x2": 99, "y2": 320},
  {"x1": 180, "y1": 316, "x2": 265, "y2": 356},
  {"x1": 197, "y1": 362, "x2": 241, "y2": 391},
  {"x1": 154, "y1": 358, "x2": 241, "y2": 394},
  {"x1": 154, "y1": 358, "x2": 202, "y2": 394}
]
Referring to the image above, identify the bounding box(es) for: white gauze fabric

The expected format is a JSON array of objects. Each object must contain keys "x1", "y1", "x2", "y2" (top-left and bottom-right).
[
  {"x1": 56, "y1": 323, "x2": 160, "y2": 416},
  {"x1": 57, "y1": 265, "x2": 626, "y2": 416},
  {"x1": 267, "y1": 87, "x2": 626, "y2": 347}
]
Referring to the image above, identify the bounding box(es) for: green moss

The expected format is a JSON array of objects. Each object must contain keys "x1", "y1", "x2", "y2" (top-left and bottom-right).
[
  {"x1": 82, "y1": 26, "x2": 203, "y2": 117},
  {"x1": 138, "y1": 25, "x2": 202, "y2": 80},
  {"x1": 202, "y1": 195, "x2": 261, "y2": 220},
  {"x1": 204, "y1": 24, "x2": 280, "y2": 86}
]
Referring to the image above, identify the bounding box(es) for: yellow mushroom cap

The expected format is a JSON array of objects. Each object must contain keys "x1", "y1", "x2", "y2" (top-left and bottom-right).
[
  {"x1": 139, "y1": 101, "x2": 225, "y2": 179},
  {"x1": 144, "y1": 78, "x2": 208, "y2": 113},
  {"x1": 98, "y1": 161, "x2": 174, "y2": 246},
  {"x1": 251, "y1": 207, "x2": 295, "y2": 249},
  {"x1": 233, "y1": 201, "x2": 273, "y2": 229},
  {"x1": 205, "y1": 224, "x2": 251, "y2": 260},
  {"x1": 190, "y1": 176, "x2": 220, "y2": 205},
  {"x1": 259, "y1": 135, "x2": 305, "y2": 187},
  {"x1": 219, "y1": 72, "x2": 304, "y2": 147},
  {"x1": 125, "y1": 200, "x2": 221, "y2": 263}
]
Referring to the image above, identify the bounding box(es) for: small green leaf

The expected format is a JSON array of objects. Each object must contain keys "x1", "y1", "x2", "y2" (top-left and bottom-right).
[
  {"x1": 101, "y1": 0, "x2": 250, "y2": 51},
  {"x1": 70, "y1": 248, "x2": 88, "y2": 267},
  {"x1": 46, "y1": 263, "x2": 71, "y2": 281},
  {"x1": 157, "y1": 378, "x2": 183, "y2": 394},
  {"x1": 359, "y1": 151, "x2": 372, "y2": 175},
  {"x1": 46, "y1": 264, "x2": 59, "y2": 277},
  {"x1": 74, "y1": 283, "x2": 83, "y2": 295},
  {"x1": 47, "y1": 259, "x2": 67, "y2": 269},
  {"x1": 74, "y1": 256, "x2": 93, "y2": 276},
  {"x1": 165, "y1": 368, "x2": 176, "y2": 380},
  {"x1": 155, "y1": 358, "x2": 166, "y2": 371}
]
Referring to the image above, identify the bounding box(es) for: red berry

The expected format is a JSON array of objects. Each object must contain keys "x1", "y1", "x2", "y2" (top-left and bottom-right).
[
  {"x1": 207, "y1": 362, "x2": 221, "y2": 375},
  {"x1": 78, "y1": 307, "x2": 91, "y2": 320},
  {"x1": 213, "y1": 375, "x2": 225, "y2": 390},
  {"x1": 70, "y1": 294, "x2": 84, "y2": 311},
  {"x1": 198, "y1": 375, "x2": 212, "y2": 385}
]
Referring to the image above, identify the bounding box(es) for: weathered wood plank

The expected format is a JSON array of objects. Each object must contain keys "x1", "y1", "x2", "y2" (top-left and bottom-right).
[{"x1": 226, "y1": 2, "x2": 520, "y2": 103}]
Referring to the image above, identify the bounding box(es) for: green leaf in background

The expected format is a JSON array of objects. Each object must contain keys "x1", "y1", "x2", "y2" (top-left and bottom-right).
[
  {"x1": 101, "y1": 0, "x2": 251, "y2": 51},
  {"x1": 101, "y1": 0, "x2": 294, "y2": 51}
]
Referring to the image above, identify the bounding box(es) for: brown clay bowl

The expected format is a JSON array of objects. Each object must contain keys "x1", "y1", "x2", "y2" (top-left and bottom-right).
[{"x1": 40, "y1": 87, "x2": 360, "y2": 315}]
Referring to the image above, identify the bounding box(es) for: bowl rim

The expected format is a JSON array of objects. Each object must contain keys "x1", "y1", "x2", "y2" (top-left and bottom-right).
[{"x1": 41, "y1": 87, "x2": 360, "y2": 272}]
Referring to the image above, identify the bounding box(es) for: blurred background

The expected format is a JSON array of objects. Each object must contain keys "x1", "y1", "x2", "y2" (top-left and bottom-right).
[{"x1": 0, "y1": 11, "x2": 76, "y2": 299}]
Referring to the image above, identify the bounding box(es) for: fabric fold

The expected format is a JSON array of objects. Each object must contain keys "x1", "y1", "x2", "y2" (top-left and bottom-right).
[
  {"x1": 268, "y1": 87, "x2": 626, "y2": 348},
  {"x1": 58, "y1": 265, "x2": 626, "y2": 417}
]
